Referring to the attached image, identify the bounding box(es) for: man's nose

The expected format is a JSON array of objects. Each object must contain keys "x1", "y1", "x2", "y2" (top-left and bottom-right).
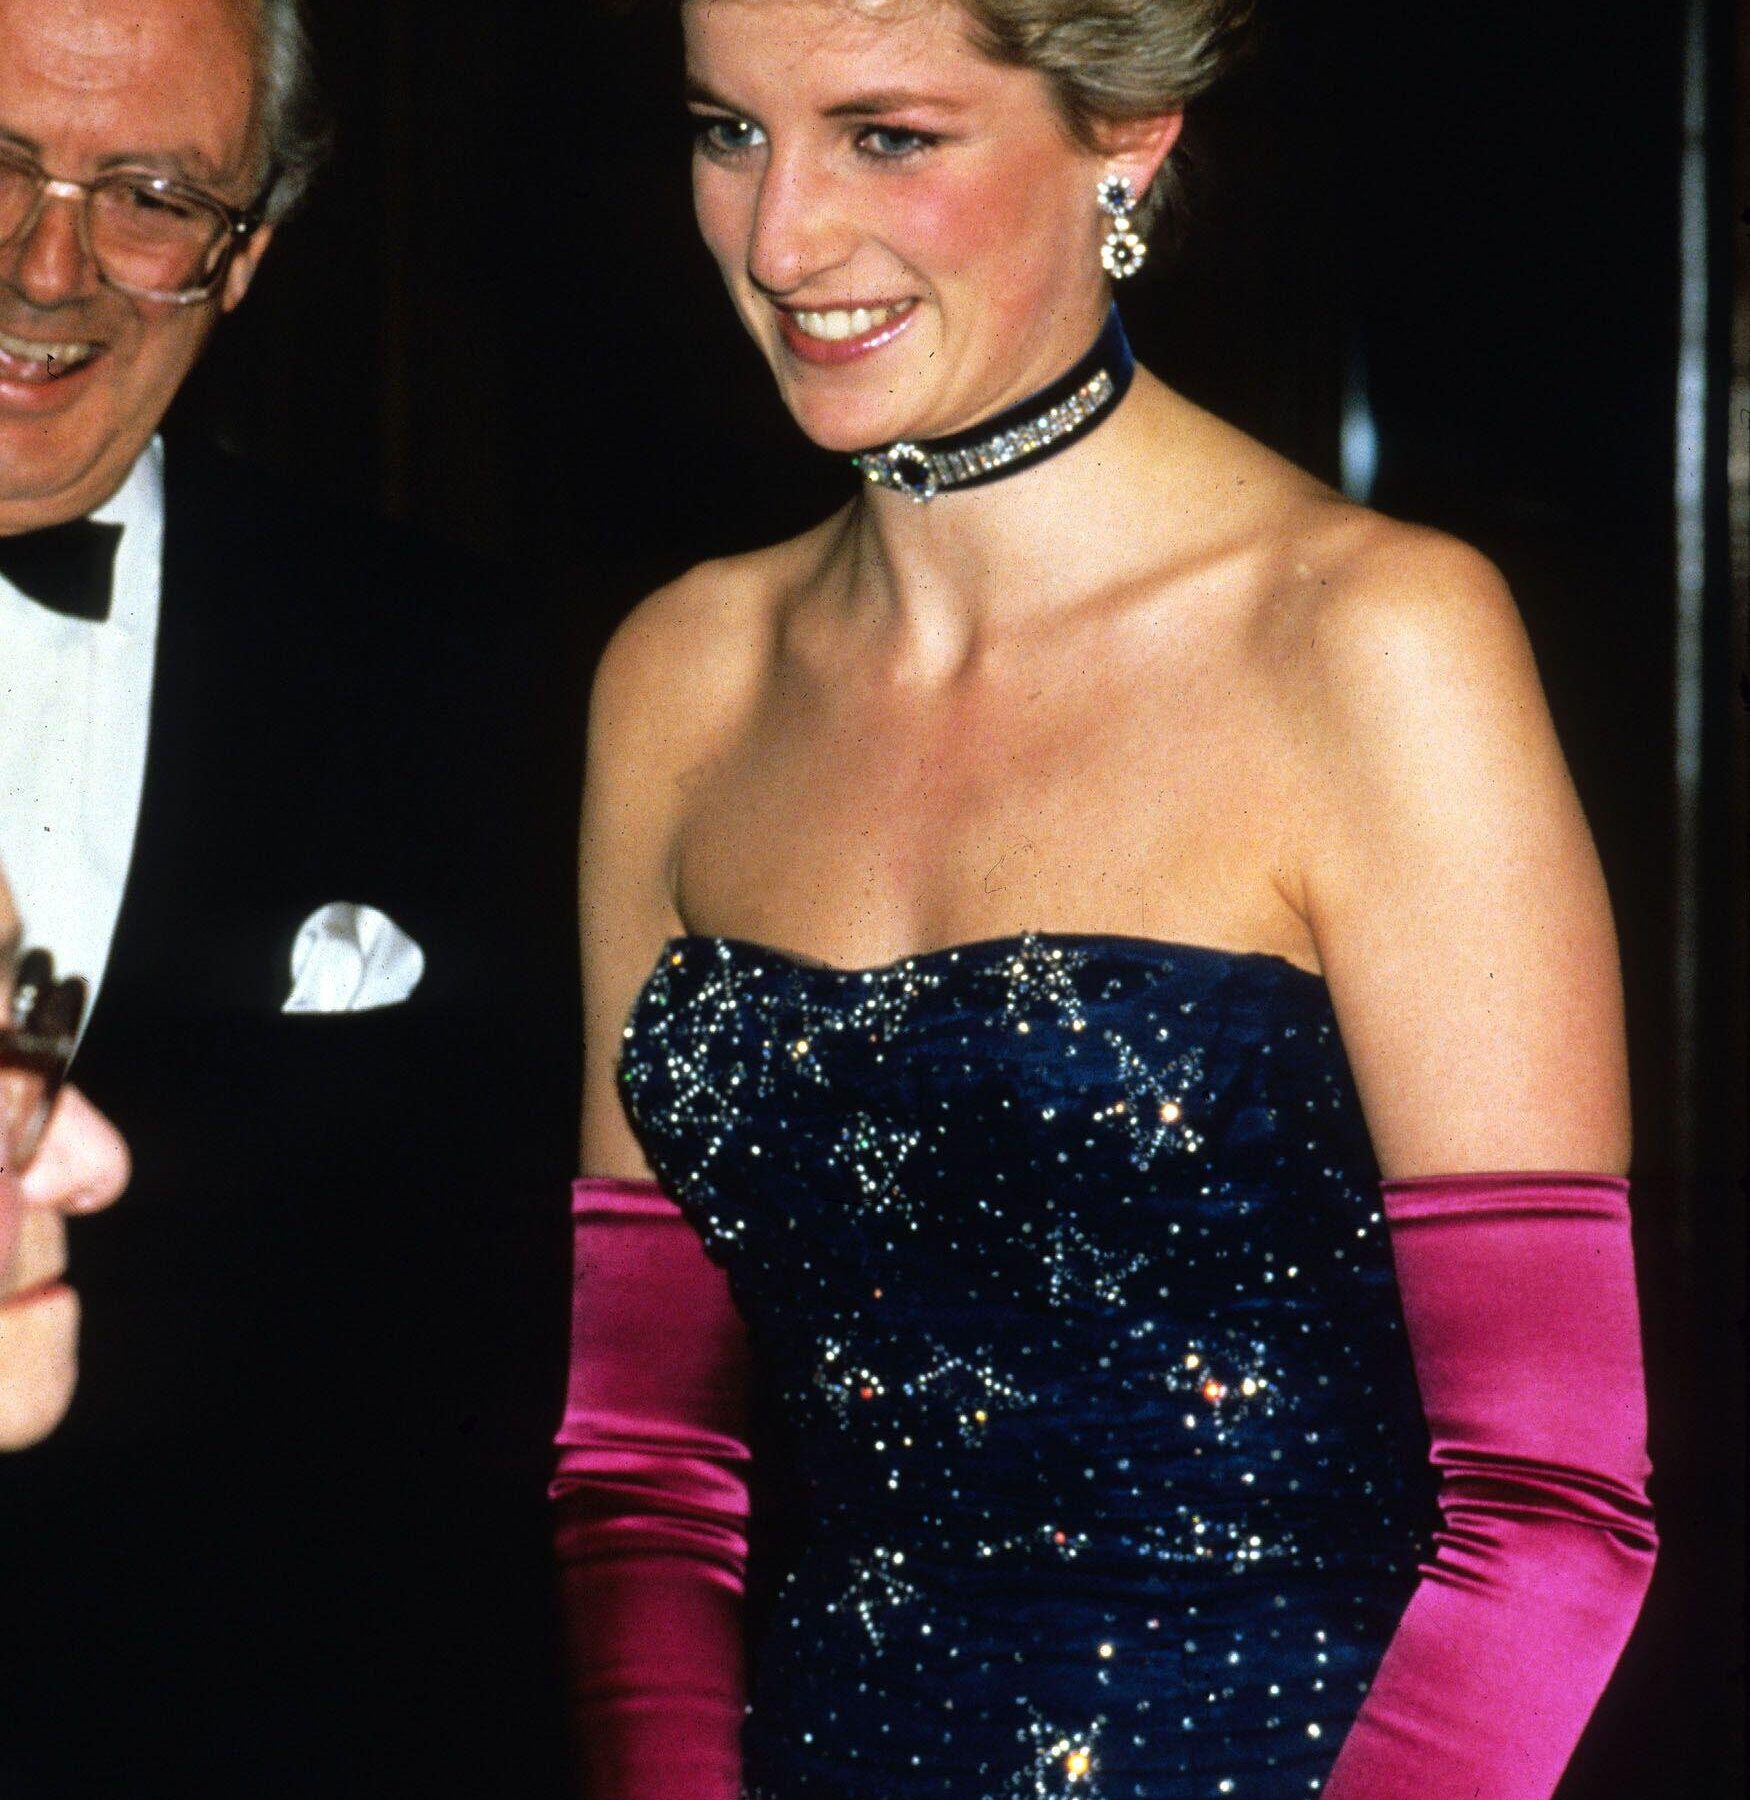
[
  {"x1": 747, "y1": 153, "x2": 851, "y2": 298},
  {"x1": 17, "y1": 1088, "x2": 130, "y2": 1219},
  {"x1": 4, "y1": 188, "x2": 100, "y2": 307}
]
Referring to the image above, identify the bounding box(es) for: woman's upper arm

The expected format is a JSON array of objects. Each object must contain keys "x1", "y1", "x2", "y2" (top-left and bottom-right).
[
  {"x1": 577, "y1": 592, "x2": 696, "y2": 1179},
  {"x1": 1297, "y1": 531, "x2": 1629, "y2": 1179},
  {"x1": 577, "y1": 565, "x2": 765, "y2": 1176}
]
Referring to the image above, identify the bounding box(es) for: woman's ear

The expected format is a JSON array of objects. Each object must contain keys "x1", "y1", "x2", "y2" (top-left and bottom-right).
[{"x1": 1095, "y1": 111, "x2": 1185, "y2": 203}]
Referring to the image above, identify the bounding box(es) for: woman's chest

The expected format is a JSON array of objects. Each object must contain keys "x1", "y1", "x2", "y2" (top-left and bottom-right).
[{"x1": 672, "y1": 660, "x2": 1295, "y2": 951}]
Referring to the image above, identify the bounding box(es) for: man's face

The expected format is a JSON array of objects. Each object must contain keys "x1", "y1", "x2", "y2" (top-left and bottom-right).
[
  {"x1": 0, "y1": 875, "x2": 131, "y2": 1450},
  {"x1": 0, "y1": 879, "x2": 22, "y2": 1282},
  {"x1": 0, "y1": 0, "x2": 274, "y2": 533}
]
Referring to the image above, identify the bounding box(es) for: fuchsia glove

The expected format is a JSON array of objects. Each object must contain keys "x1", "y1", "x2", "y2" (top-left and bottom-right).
[
  {"x1": 1324, "y1": 1172, "x2": 1658, "y2": 1799},
  {"x1": 550, "y1": 1176, "x2": 751, "y2": 1800}
]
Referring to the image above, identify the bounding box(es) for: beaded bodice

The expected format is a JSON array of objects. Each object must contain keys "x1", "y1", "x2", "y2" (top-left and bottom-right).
[{"x1": 620, "y1": 934, "x2": 1430, "y2": 1798}]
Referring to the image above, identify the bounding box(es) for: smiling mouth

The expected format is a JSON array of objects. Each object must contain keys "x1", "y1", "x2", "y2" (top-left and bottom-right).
[
  {"x1": 785, "y1": 299, "x2": 915, "y2": 342},
  {"x1": 0, "y1": 327, "x2": 102, "y2": 381}
]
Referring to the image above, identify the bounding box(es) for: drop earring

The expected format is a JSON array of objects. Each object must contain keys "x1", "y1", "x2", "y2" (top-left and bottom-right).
[{"x1": 1097, "y1": 175, "x2": 1147, "y2": 280}]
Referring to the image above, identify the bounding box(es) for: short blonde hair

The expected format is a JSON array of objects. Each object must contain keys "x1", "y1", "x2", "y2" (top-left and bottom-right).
[
  {"x1": 954, "y1": 0, "x2": 1257, "y2": 233},
  {"x1": 680, "y1": 0, "x2": 1255, "y2": 238}
]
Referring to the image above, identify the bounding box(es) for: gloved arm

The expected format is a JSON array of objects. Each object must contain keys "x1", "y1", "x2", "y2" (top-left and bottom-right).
[
  {"x1": 550, "y1": 1175, "x2": 751, "y2": 1800},
  {"x1": 1324, "y1": 1172, "x2": 1658, "y2": 1799}
]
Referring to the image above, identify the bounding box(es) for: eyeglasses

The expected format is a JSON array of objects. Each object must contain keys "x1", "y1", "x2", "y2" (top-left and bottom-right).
[
  {"x1": 0, "y1": 147, "x2": 270, "y2": 305},
  {"x1": 0, "y1": 951, "x2": 88, "y2": 1175}
]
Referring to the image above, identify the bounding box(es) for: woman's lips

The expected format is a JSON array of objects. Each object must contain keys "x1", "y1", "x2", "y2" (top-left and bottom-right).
[
  {"x1": 776, "y1": 300, "x2": 918, "y2": 367},
  {"x1": 0, "y1": 1277, "x2": 72, "y2": 1314}
]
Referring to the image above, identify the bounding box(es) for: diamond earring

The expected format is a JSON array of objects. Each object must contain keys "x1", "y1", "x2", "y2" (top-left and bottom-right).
[{"x1": 1097, "y1": 175, "x2": 1147, "y2": 280}]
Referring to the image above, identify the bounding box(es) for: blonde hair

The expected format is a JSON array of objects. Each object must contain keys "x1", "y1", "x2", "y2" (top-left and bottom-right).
[
  {"x1": 678, "y1": 0, "x2": 1256, "y2": 238},
  {"x1": 953, "y1": 0, "x2": 1257, "y2": 233}
]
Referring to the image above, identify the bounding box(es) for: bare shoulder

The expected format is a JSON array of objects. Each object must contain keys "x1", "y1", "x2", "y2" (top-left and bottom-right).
[
  {"x1": 577, "y1": 517, "x2": 845, "y2": 1170},
  {"x1": 582, "y1": 512, "x2": 864, "y2": 897},
  {"x1": 1259, "y1": 505, "x2": 1627, "y2": 1175},
  {"x1": 585, "y1": 520, "x2": 825, "y2": 788},
  {"x1": 1261, "y1": 503, "x2": 1580, "y2": 909},
  {"x1": 592, "y1": 550, "x2": 770, "y2": 761},
  {"x1": 1272, "y1": 508, "x2": 1539, "y2": 750},
  {"x1": 1126, "y1": 389, "x2": 1530, "y2": 717}
]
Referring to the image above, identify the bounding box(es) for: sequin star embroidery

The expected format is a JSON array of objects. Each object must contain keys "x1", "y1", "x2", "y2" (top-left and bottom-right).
[
  {"x1": 1042, "y1": 1212, "x2": 1150, "y2": 1308},
  {"x1": 813, "y1": 1337, "x2": 890, "y2": 1424},
  {"x1": 831, "y1": 1111, "x2": 925, "y2": 1223},
  {"x1": 824, "y1": 1546, "x2": 922, "y2": 1648},
  {"x1": 996, "y1": 935, "x2": 1093, "y2": 1035},
  {"x1": 1006, "y1": 1711, "x2": 1107, "y2": 1798},
  {"x1": 1100, "y1": 1030, "x2": 1205, "y2": 1169},
  {"x1": 911, "y1": 1342, "x2": 1037, "y2": 1443}
]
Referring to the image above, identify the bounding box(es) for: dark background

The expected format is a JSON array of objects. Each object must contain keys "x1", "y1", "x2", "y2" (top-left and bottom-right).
[{"x1": 160, "y1": 0, "x2": 1745, "y2": 1794}]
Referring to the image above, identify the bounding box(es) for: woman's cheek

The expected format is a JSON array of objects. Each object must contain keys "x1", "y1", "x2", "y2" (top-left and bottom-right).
[
  {"x1": 886, "y1": 167, "x2": 1021, "y2": 270},
  {"x1": 891, "y1": 147, "x2": 1078, "y2": 311},
  {"x1": 693, "y1": 163, "x2": 743, "y2": 272}
]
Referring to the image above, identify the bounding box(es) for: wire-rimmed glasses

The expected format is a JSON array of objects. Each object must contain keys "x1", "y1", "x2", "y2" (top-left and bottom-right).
[
  {"x1": 0, "y1": 951, "x2": 88, "y2": 1176},
  {"x1": 0, "y1": 146, "x2": 271, "y2": 305}
]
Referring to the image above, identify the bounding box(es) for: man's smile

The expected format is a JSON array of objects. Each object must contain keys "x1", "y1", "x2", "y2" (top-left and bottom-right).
[{"x1": 0, "y1": 325, "x2": 103, "y2": 382}]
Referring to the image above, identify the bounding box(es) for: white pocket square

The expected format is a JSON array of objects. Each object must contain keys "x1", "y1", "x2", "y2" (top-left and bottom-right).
[{"x1": 283, "y1": 901, "x2": 425, "y2": 1015}]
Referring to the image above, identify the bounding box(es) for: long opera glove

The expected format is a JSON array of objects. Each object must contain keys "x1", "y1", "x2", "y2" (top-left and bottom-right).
[
  {"x1": 551, "y1": 1176, "x2": 751, "y2": 1799},
  {"x1": 1323, "y1": 1173, "x2": 1658, "y2": 1799}
]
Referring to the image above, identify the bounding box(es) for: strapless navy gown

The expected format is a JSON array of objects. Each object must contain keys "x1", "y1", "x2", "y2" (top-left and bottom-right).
[{"x1": 620, "y1": 934, "x2": 1432, "y2": 1799}]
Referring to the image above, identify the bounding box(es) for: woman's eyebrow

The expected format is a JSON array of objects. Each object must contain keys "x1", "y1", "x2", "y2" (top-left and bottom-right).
[
  {"x1": 682, "y1": 78, "x2": 968, "y2": 118},
  {"x1": 820, "y1": 90, "x2": 968, "y2": 118},
  {"x1": 684, "y1": 76, "x2": 740, "y2": 109}
]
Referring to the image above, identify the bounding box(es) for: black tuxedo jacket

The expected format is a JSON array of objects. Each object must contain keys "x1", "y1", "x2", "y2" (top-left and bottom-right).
[{"x1": 0, "y1": 441, "x2": 582, "y2": 1798}]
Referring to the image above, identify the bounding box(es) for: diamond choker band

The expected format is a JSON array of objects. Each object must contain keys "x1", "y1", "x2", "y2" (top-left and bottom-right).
[{"x1": 851, "y1": 308, "x2": 1135, "y2": 504}]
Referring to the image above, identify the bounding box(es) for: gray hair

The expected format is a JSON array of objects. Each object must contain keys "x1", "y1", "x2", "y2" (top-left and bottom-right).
[{"x1": 252, "y1": 0, "x2": 334, "y2": 223}]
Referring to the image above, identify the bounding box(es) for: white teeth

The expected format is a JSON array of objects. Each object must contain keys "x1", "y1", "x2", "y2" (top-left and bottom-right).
[
  {"x1": 790, "y1": 300, "x2": 911, "y2": 342},
  {"x1": 0, "y1": 328, "x2": 98, "y2": 370}
]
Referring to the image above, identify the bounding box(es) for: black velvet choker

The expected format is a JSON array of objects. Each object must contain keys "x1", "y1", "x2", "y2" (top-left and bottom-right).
[{"x1": 850, "y1": 307, "x2": 1134, "y2": 503}]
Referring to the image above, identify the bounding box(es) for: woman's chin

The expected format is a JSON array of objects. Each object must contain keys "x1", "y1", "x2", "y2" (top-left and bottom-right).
[{"x1": 781, "y1": 394, "x2": 917, "y2": 456}]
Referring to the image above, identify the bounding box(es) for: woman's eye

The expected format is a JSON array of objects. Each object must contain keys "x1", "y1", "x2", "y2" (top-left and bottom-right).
[
  {"x1": 691, "y1": 115, "x2": 765, "y2": 159},
  {"x1": 856, "y1": 126, "x2": 937, "y2": 161}
]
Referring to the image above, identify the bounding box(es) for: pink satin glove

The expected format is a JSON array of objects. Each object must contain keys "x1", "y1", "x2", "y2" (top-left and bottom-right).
[
  {"x1": 550, "y1": 1176, "x2": 751, "y2": 1800},
  {"x1": 1324, "y1": 1172, "x2": 1658, "y2": 1799}
]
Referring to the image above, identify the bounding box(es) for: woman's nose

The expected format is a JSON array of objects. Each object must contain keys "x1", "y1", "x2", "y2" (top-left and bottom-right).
[
  {"x1": 746, "y1": 152, "x2": 852, "y2": 297},
  {"x1": 18, "y1": 1087, "x2": 130, "y2": 1218}
]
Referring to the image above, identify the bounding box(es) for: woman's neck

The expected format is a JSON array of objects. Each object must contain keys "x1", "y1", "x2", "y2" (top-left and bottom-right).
[{"x1": 835, "y1": 368, "x2": 1205, "y2": 674}]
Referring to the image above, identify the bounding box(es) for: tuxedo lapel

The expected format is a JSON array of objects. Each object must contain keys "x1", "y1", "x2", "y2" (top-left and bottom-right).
[
  {"x1": 76, "y1": 442, "x2": 285, "y2": 1080},
  {"x1": 81, "y1": 439, "x2": 434, "y2": 1070}
]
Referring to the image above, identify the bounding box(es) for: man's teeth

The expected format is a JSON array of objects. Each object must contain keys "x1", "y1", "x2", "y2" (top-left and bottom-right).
[
  {"x1": 790, "y1": 301, "x2": 911, "y2": 342},
  {"x1": 0, "y1": 329, "x2": 98, "y2": 371}
]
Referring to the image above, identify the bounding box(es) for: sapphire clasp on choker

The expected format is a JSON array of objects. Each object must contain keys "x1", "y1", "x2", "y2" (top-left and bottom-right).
[
  {"x1": 871, "y1": 441, "x2": 943, "y2": 503},
  {"x1": 850, "y1": 308, "x2": 1135, "y2": 505}
]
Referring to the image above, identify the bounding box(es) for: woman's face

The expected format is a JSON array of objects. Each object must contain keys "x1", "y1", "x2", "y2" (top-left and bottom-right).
[{"x1": 684, "y1": 0, "x2": 1149, "y2": 452}]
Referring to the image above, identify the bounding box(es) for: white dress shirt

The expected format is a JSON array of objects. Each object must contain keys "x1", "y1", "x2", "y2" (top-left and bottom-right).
[{"x1": 0, "y1": 437, "x2": 164, "y2": 1020}]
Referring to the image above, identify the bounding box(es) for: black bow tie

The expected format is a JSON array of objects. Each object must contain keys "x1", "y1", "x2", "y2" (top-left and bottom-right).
[{"x1": 0, "y1": 518, "x2": 123, "y2": 623}]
